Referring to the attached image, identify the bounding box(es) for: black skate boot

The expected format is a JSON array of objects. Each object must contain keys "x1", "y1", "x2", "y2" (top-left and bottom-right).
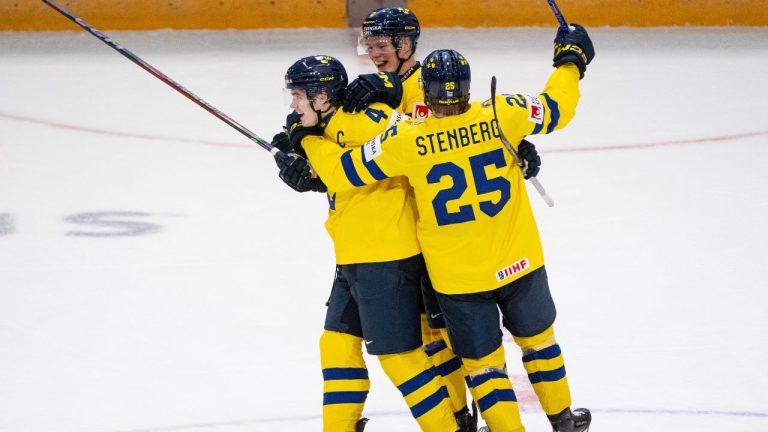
[
  {"x1": 355, "y1": 417, "x2": 369, "y2": 432},
  {"x1": 548, "y1": 407, "x2": 591, "y2": 432},
  {"x1": 455, "y1": 406, "x2": 477, "y2": 432}
]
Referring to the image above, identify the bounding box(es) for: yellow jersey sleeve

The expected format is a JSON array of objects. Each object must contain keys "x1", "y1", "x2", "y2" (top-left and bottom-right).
[
  {"x1": 300, "y1": 104, "x2": 417, "y2": 264},
  {"x1": 494, "y1": 64, "x2": 581, "y2": 140},
  {"x1": 301, "y1": 120, "x2": 408, "y2": 194}
]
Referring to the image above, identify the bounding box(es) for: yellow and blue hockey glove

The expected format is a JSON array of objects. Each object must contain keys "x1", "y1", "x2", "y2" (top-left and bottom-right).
[
  {"x1": 342, "y1": 72, "x2": 403, "y2": 113},
  {"x1": 553, "y1": 23, "x2": 595, "y2": 79}
]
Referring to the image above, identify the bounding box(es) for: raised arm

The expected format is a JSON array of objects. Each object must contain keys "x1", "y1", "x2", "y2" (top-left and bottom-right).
[{"x1": 496, "y1": 24, "x2": 594, "y2": 138}]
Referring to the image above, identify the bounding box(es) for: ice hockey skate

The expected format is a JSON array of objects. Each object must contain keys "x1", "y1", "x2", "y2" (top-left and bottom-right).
[
  {"x1": 455, "y1": 406, "x2": 477, "y2": 432},
  {"x1": 548, "y1": 407, "x2": 591, "y2": 432},
  {"x1": 355, "y1": 417, "x2": 369, "y2": 431}
]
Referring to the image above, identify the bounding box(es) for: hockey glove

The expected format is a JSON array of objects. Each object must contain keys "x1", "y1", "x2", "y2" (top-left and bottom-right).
[
  {"x1": 284, "y1": 111, "x2": 302, "y2": 136},
  {"x1": 518, "y1": 139, "x2": 541, "y2": 179},
  {"x1": 288, "y1": 125, "x2": 323, "y2": 156},
  {"x1": 274, "y1": 152, "x2": 327, "y2": 193},
  {"x1": 271, "y1": 132, "x2": 291, "y2": 153},
  {"x1": 283, "y1": 111, "x2": 323, "y2": 157},
  {"x1": 342, "y1": 72, "x2": 403, "y2": 113},
  {"x1": 553, "y1": 23, "x2": 595, "y2": 79}
]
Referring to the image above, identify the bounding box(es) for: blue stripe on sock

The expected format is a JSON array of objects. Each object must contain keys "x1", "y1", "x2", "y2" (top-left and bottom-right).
[
  {"x1": 467, "y1": 370, "x2": 508, "y2": 388},
  {"x1": 323, "y1": 390, "x2": 369, "y2": 405},
  {"x1": 522, "y1": 344, "x2": 562, "y2": 363},
  {"x1": 424, "y1": 340, "x2": 448, "y2": 357},
  {"x1": 436, "y1": 357, "x2": 462, "y2": 377},
  {"x1": 322, "y1": 367, "x2": 369, "y2": 381},
  {"x1": 541, "y1": 93, "x2": 560, "y2": 133},
  {"x1": 528, "y1": 365, "x2": 567, "y2": 384},
  {"x1": 477, "y1": 389, "x2": 517, "y2": 412},
  {"x1": 341, "y1": 150, "x2": 365, "y2": 186},
  {"x1": 410, "y1": 386, "x2": 450, "y2": 418},
  {"x1": 398, "y1": 367, "x2": 437, "y2": 397}
]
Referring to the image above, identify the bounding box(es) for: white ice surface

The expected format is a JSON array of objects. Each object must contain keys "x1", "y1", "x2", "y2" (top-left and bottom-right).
[{"x1": 1, "y1": 27, "x2": 767, "y2": 431}]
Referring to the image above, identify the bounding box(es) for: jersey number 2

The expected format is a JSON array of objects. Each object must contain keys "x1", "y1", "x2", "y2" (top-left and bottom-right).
[{"x1": 426, "y1": 148, "x2": 511, "y2": 226}]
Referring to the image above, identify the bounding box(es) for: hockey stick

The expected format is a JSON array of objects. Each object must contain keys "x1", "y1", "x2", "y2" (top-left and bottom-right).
[
  {"x1": 40, "y1": 0, "x2": 276, "y2": 153},
  {"x1": 490, "y1": 76, "x2": 555, "y2": 207},
  {"x1": 545, "y1": 0, "x2": 570, "y2": 32}
]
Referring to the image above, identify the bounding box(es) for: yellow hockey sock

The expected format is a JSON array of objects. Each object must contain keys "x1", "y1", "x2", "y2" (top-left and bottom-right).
[
  {"x1": 320, "y1": 330, "x2": 370, "y2": 432},
  {"x1": 423, "y1": 329, "x2": 468, "y2": 414},
  {"x1": 379, "y1": 347, "x2": 458, "y2": 432},
  {"x1": 513, "y1": 326, "x2": 572, "y2": 416},
  {"x1": 463, "y1": 345, "x2": 525, "y2": 432}
]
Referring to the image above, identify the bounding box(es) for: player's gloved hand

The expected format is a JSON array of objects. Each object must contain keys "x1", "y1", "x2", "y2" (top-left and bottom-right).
[
  {"x1": 284, "y1": 111, "x2": 323, "y2": 157},
  {"x1": 288, "y1": 125, "x2": 323, "y2": 154},
  {"x1": 553, "y1": 23, "x2": 595, "y2": 79},
  {"x1": 342, "y1": 71, "x2": 403, "y2": 113},
  {"x1": 271, "y1": 132, "x2": 291, "y2": 153},
  {"x1": 284, "y1": 111, "x2": 302, "y2": 136},
  {"x1": 518, "y1": 139, "x2": 541, "y2": 179},
  {"x1": 274, "y1": 152, "x2": 327, "y2": 193}
]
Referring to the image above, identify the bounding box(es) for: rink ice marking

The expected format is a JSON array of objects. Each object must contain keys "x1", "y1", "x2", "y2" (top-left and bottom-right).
[
  {"x1": 2, "y1": 111, "x2": 766, "y2": 155},
  {"x1": 113, "y1": 406, "x2": 768, "y2": 432},
  {"x1": 0, "y1": 111, "x2": 256, "y2": 150}
]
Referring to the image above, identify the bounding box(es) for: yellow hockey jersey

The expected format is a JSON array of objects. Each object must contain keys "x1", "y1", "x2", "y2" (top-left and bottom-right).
[
  {"x1": 303, "y1": 102, "x2": 419, "y2": 264},
  {"x1": 301, "y1": 65, "x2": 581, "y2": 294}
]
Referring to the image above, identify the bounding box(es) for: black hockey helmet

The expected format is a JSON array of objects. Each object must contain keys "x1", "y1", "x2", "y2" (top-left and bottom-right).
[
  {"x1": 361, "y1": 7, "x2": 421, "y2": 50},
  {"x1": 421, "y1": 49, "x2": 471, "y2": 106},
  {"x1": 284, "y1": 55, "x2": 348, "y2": 105}
]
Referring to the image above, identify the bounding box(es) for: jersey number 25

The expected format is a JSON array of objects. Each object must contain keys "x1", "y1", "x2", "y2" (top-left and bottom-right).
[{"x1": 426, "y1": 148, "x2": 511, "y2": 226}]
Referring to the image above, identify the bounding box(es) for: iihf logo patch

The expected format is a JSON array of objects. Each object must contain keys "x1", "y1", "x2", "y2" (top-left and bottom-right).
[
  {"x1": 496, "y1": 258, "x2": 530, "y2": 282},
  {"x1": 413, "y1": 102, "x2": 430, "y2": 120},
  {"x1": 525, "y1": 95, "x2": 544, "y2": 124}
]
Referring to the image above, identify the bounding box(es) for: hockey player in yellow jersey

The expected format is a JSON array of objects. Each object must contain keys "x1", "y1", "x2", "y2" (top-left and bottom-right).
[
  {"x1": 339, "y1": 9, "x2": 477, "y2": 429},
  {"x1": 282, "y1": 25, "x2": 596, "y2": 432},
  {"x1": 344, "y1": 7, "x2": 429, "y2": 120},
  {"x1": 272, "y1": 55, "x2": 461, "y2": 432}
]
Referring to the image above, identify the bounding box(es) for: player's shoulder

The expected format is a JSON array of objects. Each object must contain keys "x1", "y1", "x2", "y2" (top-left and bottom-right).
[
  {"x1": 391, "y1": 116, "x2": 424, "y2": 133},
  {"x1": 367, "y1": 102, "x2": 394, "y2": 113},
  {"x1": 494, "y1": 93, "x2": 544, "y2": 110}
]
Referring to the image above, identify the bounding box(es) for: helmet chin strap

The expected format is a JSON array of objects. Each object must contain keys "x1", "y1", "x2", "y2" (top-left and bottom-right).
[
  {"x1": 394, "y1": 36, "x2": 414, "y2": 76},
  {"x1": 310, "y1": 99, "x2": 336, "y2": 127}
]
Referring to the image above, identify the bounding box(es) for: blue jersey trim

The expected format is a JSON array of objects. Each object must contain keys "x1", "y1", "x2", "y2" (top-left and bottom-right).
[
  {"x1": 542, "y1": 93, "x2": 560, "y2": 134},
  {"x1": 341, "y1": 150, "x2": 366, "y2": 187},
  {"x1": 361, "y1": 148, "x2": 388, "y2": 180}
]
